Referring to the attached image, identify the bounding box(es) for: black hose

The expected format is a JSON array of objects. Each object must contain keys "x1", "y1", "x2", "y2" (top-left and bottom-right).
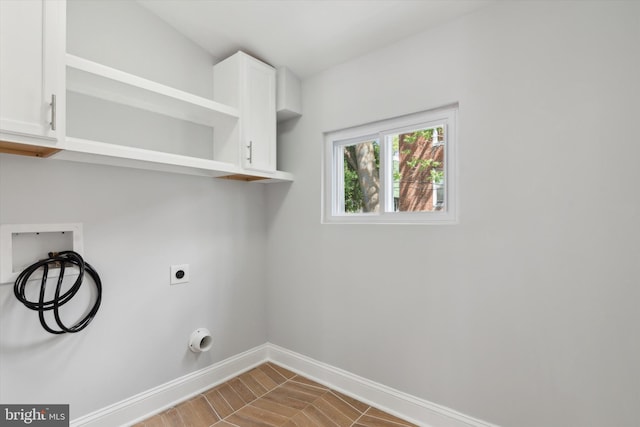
[{"x1": 14, "y1": 251, "x2": 102, "y2": 334}]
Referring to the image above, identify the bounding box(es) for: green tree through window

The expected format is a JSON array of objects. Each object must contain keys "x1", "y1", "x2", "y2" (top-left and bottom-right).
[{"x1": 343, "y1": 141, "x2": 380, "y2": 213}]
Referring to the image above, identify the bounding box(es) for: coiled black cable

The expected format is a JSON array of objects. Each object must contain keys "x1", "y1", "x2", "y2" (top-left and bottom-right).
[{"x1": 14, "y1": 250, "x2": 102, "y2": 334}]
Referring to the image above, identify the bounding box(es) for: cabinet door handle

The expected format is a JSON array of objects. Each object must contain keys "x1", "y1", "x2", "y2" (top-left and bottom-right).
[
  {"x1": 247, "y1": 141, "x2": 253, "y2": 163},
  {"x1": 49, "y1": 94, "x2": 56, "y2": 131}
]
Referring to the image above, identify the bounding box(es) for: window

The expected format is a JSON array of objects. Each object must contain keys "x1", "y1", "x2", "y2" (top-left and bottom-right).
[{"x1": 323, "y1": 105, "x2": 457, "y2": 224}]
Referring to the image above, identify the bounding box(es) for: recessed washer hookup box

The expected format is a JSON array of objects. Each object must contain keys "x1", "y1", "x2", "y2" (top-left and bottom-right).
[{"x1": 0, "y1": 223, "x2": 83, "y2": 284}]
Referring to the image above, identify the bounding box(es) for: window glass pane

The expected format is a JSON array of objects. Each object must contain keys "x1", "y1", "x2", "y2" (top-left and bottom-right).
[
  {"x1": 342, "y1": 140, "x2": 380, "y2": 213},
  {"x1": 392, "y1": 126, "x2": 445, "y2": 212}
]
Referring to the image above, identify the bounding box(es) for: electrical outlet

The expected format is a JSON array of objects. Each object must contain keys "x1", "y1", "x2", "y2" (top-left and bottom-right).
[{"x1": 170, "y1": 264, "x2": 189, "y2": 285}]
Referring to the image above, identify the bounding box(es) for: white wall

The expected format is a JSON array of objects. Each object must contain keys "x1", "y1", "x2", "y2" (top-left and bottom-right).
[
  {"x1": 267, "y1": 2, "x2": 640, "y2": 426},
  {"x1": 0, "y1": 156, "x2": 268, "y2": 418},
  {"x1": 67, "y1": 0, "x2": 214, "y2": 98},
  {"x1": 0, "y1": 1, "x2": 268, "y2": 420}
]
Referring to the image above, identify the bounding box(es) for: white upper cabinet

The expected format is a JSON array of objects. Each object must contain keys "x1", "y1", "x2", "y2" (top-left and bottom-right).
[
  {"x1": 0, "y1": 1, "x2": 291, "y2": 182},
  {"x1": 0, "y1": 0, "x2": 65, "y2": 147},
  {"x1": 214, "y1": 52, "x2": 277, "y2": 173}
]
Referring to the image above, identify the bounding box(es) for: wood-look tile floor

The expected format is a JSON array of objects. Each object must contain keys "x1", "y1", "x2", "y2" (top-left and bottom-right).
[{"x1": 134, "y1": 362, "x2": 417, "y2": 427}]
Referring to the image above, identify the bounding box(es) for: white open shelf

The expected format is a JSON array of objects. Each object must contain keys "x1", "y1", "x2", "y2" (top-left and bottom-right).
[
  {"x1": 55, "y1": 137, "x2": 294, "y2": 182},
  {"x1": 63, "y1": 54, "x2": 293, "y2": 183},
  {"x1": 66, "y1": 54, "x2": 239, "y2": 128}
]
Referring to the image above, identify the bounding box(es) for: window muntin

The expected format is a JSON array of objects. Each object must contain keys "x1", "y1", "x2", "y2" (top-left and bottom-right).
[{"x1": 323, "y1": 106, "x2": 457, "y2": 224}]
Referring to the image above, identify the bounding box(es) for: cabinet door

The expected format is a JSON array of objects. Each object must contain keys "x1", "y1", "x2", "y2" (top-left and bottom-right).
[
  {"x1": 0, "y1": 0, "x2": 64, "y2": 145},
  {"x1": 242, "y1": 57, "x2": 276, "y2": 173}
]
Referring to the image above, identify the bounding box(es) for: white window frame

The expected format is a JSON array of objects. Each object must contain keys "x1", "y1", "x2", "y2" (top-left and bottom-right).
[{"x1": 322, "y1": 105, "x2": 458, "y2": 224}]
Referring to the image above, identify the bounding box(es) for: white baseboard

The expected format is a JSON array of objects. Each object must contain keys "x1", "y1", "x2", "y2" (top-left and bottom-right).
[
  {"x1": 70, "y1": 344, "x2": 269, "y2": 427},
  {"x1": 266, "y1": 343, "x2": 498, "y2": 427},
  {"x1": 71, "y1": 342, "x2": 497, "y2": 427}
]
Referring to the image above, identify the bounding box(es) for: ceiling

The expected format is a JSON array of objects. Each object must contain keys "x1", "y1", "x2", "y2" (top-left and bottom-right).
[{"x1": 137, "y1": 0, "x2": 495, "y2": 79}]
